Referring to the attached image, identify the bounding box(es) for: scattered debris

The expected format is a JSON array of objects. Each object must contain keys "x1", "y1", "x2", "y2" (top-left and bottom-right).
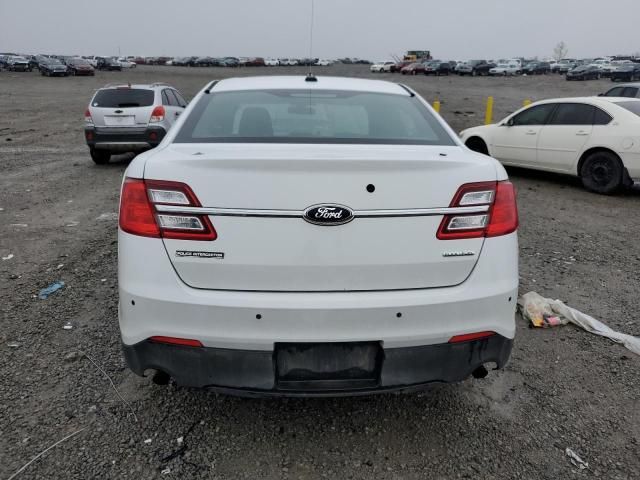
[
  {"x1": 65, "y1": 221, "x2": 79, "y2": 227},
  {"x1": 161, "y1": 468, "x2": 171, "y2": 475},
  {"x1": 64, "y1": 351, "x2": 81, "y2": 362},
  {"x1": 519, "y1": 292, "x2": 640, "y2": 355},
  {"x1": 96, "y1": 212, "x2": 118, "y2": 221},
  {"x1": 80, "y1": 350, "x2": 138, "y2": 422},
  {"x1": 9, "y1": 223, "x2": 28, "y2": 227},
  {"x1": 100, "y1": 278, "x2": 107, "y2": 282},
  {"x1": 565, "y1": 448, "x2": 588, "y2": 470},
  {"x1": 38, "y1": 281, "x2": 65, "y2": 299},
  {"x1": 177, "y1": 436, "x2": 184, "y2": 446},
  {"x1": 7, "y1": 427, "x2": 87, "y2": 480},
  {"x1": 8, "y1": 342, "x2": 20, "y2": 348},
  {"x1": 144, "y1": 438, "x2": 153, "y2": 445},
  {"x1": 56, "y1": 264, "x2": 64, "y2": 269},
  {"x1": 62, "y1": 323, "x2": 73, "y2": 330},
  {"x1": 2, "y1": 254, "x2": 14, "y2": 261}
]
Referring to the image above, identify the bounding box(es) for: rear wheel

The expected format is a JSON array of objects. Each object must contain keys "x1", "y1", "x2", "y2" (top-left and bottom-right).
[
  {"x1": 465, "y1": 137, "x2": 489, "y2": 156},
  {"x1": 580, "y1": 151, "x2": 623, "y2": 194},
  {"x1": 90, "y1": 148, "x2": 111, "y2": 165}
]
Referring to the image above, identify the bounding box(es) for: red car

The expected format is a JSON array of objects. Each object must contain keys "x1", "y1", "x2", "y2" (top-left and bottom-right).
[
  {"x1": 401, "y1": 62, "x2": 426, "y2": 75},
  {"x1": 65, "y1": 58, "x2": 95, "y2": 76}
]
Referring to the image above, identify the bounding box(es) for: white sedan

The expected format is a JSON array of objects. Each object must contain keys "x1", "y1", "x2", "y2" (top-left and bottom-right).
[
  {"x1": 370, "y1": 61, "x2": 395, "y2": 72},
  {"x1": 118, "y1": 75, "x2": 518, "y2": 395},
  {"x1": 489, "y1": 63, "x2": 520, "y2": 76},
  {"x1": 460, "y1": 97, "x2": 640, "y2": 193}
]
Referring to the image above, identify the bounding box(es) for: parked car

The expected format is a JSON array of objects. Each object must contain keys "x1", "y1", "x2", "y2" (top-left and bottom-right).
[
  {"x1": 117, "y1": 75, "x2": 519, "y2": 395},
  {"x1": 460, "y1": 97, "x2": 640, "y2": 193},
  {"x1": 96, "y1": 57, "x2": 122, "y2": 71},
  {"x1": 0, "y1": 55, "x2": 10, "y2": 70},
  {"x1": 370, "y1": 61, "x2": 395, "y2": 72},
  {"x1": 601, "y1": 83, "x2": 640, "y2": 98},
  {"x1": 424, "y1": 61, "x2": 451, "y2": 76},
  {"x1": 522, "y1": 62, "x2": 551, "y2": 75},
  {"x1": 84, "y1": 83, "x2": 187, "y2": 164},
  {"x1": 566, "y1": 65, "x2": 600, "y2": 81},
  {"x1": 118, "y1": 58, "x2": 137, "y2": 69},
  {"x1": 489, "y1": 62, "x2": 520, "y2": 76},
  {"x1": 222, "y1": 57, "x2": 240, "y2": 67},
  {"x1": 264, "y1": 58, "x2": 279, "y2": 66},
  {"x1": 401, "y1": 62, "x2": 426, "y2": 75},
  {"x1": 6, "y1": 56, "x2": 31, "y2": 72},
  {"x1": 392, "y1": 60, "x2": 412, "y2": 72},
  {"x1": 39, "y1": 58, "x2": 69, "y2": 77},
  {"x1": 457, "y1": 60, "x2": 495, "y2": 76},
  {"x1": 194, "y1": 56, "x2": 215, "y2": 67},
  {"x1": 245, "y1": 57, "x2": 266, "y2": 67},
  {"x1": 610, "y1": 63, "x2": 640, "y2": 82},
  {"x1": 315, "y1": 59, "x2": 332, "y2": 66},
  {"x1": 552, "y1": 59, "x2": 578, "y2": 73},
  {"x1": 65, "y1": 58, "x2": 95, "y2": 76}
]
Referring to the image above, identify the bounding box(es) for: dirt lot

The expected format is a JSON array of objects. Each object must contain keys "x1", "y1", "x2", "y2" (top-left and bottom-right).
[{"x1": 1, "y1": 65, "x2": 639, "y2": 479}]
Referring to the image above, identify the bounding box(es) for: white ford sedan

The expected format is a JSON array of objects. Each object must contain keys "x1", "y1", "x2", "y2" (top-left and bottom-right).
[
  {"x1": 460, "y1": 97, "x2": 640, "y2": 194},
  {"x1": 118, "y1": 76, "x2": 519, "y2": 395}
]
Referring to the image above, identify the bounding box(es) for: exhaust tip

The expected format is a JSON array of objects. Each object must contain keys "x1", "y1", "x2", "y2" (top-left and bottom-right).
[
  {"x1": 472, "y1": 365, "x2": 489, "y2": 379},
  {"x1": 152, "y1": 370, "x2": 171, "y2": 385}
]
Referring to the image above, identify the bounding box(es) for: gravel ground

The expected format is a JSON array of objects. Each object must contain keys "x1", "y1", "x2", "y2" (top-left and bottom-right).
[{"x1": 1, "y1": 65, "x2": 639, "y2": 479}]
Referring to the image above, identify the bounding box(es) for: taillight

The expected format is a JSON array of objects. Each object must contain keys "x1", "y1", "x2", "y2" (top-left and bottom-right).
[
  {"x1": 84, "y1": 108, "x2": 93, "y2": 125},
  {"x1": 149, "y1": 105, "x2": 165, "y2": 123},
  {"x1": 437, "y1": 181, "x2": 518, "y2": 240},
  {"x1": 119, "y1": 178, "x2": 217, "y2": 241}
]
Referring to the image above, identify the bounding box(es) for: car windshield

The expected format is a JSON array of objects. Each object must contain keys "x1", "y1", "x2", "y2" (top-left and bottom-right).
[
  {"x1": 613, "y1": 101, "x2": 640, "y2": 116},
  {"x1": 70, "y1": 59, "x2": 89, "y2": 65},
  {"x1": 174, "y1": 89, "x2": 456, "y2": 146},
  {"x1": 13, "y1": 57, "x2": 27, "y2": 61},
  {"x1": 91, "y1": 89, "x2": 155, "y2": 108}
]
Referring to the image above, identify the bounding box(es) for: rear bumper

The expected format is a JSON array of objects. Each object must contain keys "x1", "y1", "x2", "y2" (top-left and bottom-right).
[
  {"x1": 85, "y1": 126, "x2": 166, "y2": 152},
  {"x1": 123, "y1": 335, "x2": 513, "y2": 395}
]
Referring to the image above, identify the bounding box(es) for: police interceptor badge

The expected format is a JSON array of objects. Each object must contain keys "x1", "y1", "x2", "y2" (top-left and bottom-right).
[{"x1": 176, "y1": 251, "x2": 224, "y2": 259}]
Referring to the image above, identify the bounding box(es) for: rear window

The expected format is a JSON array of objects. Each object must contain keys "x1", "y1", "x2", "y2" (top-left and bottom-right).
[
  {"x1": 613, "y1": 101, "x2": 640, "y2": 116},
  {"x1": 91, "y1": 89, "x2": 154, "y2": 108},
  {"x1": 174, "y1": 89, "x2": 455, "y2": 145}
]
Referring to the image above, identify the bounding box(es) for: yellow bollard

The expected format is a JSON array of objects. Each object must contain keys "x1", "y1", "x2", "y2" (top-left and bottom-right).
[
  {"x1": 433, "y1": 100, "x2": 441, "y2": 113},
  {"x1": 484, "y1": 96, "x2": 494, "y2": 125},
  {"x1": 523, "y1": 99, "x2": 532, "y2": 107}
]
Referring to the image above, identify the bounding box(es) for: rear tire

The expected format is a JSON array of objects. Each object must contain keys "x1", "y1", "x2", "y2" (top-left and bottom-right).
[
  {"x1": 90, "y1": 148, "x2": 111, "y2": 165},
  {"x1": 465, "y1": 137, "x2": 489, "y2": 156},
  {"x1": 580, "y1": 151, "x2": 623, "y2": 194}
]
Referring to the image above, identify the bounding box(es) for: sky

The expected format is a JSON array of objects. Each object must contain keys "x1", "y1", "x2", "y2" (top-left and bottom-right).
[{"x1": 1, "y1": 0, "x2": 638, "y2": 61}]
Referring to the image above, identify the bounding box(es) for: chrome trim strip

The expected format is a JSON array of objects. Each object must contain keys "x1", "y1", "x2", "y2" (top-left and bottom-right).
[{"x1": 154, "y1": 205, "x2": 490, "y2": 218}]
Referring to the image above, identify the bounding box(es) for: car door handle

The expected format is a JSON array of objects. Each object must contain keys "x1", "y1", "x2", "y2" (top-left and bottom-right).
[
  {"x1": 525, "y1": 130, "x2": 537, "y2": 135},
  {"x1": 576, "y1": 131, "x2": 589, "y2": 136}
]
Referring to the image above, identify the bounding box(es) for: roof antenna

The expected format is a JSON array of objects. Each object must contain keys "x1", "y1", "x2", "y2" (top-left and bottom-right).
[{"x1": 305, "y1": 0, "x2": 317, "y2": 82}]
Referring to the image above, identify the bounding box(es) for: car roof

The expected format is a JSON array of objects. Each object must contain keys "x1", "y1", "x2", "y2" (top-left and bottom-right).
[
  {"x1": 98, "y1": 83, "x2": 174, "y2": 91},
  {"x1": 606, "y1": 82, "x2": 640, "y2": 89},
  {"x1": 532, "y1": 96, "x2": 640, "y2": 107},
  {"x1": 211, "y1": 76, "x2": 409, "y2": 96}
]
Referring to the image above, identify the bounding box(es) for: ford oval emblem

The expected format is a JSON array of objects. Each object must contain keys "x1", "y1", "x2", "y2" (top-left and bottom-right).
[{"x1": 304, "y1": 204, "x2": 354, "y2": 226}]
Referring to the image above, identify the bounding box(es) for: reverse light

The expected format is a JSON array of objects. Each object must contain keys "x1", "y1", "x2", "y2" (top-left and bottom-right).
[
  {"x1": 119, "y1": 178, "x2": 217, "y2": 240},
  {"x1": 149, "y1": 105, "x2": 165, "y2": 123},
  {"x1": 437, "y1": 181, "x2": 518, "y2": 240}
]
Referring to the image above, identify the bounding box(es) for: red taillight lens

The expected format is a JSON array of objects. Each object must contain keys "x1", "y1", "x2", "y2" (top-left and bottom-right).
[
  {"x1": 150, "y1": 336, "x2": 203, "y2": 347},
  {"x1": 448, "y1": 331, "x2": 495, "y2": 343},
  {"x1": 119, "y1": 178, "x2": 217, "y2": 240},
  {"x1": 486, "y1": 181, "x2": 518, "y2": 237},
  {"x1": 149, "y1": 105, "x2": 165, "y2": 123},
  {"x1": 437, "y1": 181, "x2": 518, "y2": 240},
  {"x1": 84, "y1": 108, "x2": 93, "y2": 125}
]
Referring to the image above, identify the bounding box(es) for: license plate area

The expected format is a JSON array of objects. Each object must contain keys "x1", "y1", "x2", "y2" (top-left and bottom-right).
[
  {"x1": 275, "y1": 342, "x2": 383, "y2": 392},
  {"x1": 104, "y1": 115, "x2": 135, "y2": 126}
]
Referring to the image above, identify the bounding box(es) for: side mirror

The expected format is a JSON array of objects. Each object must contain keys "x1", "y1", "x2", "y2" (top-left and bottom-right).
[
  {"x1": 503, "y1": 118, "x2": 514, "y2": 127},
  {"x1": 597, "y1": 93, "x2": 604, "y2": 97}
]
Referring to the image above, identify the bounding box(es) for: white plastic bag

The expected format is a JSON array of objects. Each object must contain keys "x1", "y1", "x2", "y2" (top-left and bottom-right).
[{"x1": 519, "y1": 292, "x2": 640, "y2": 356}]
